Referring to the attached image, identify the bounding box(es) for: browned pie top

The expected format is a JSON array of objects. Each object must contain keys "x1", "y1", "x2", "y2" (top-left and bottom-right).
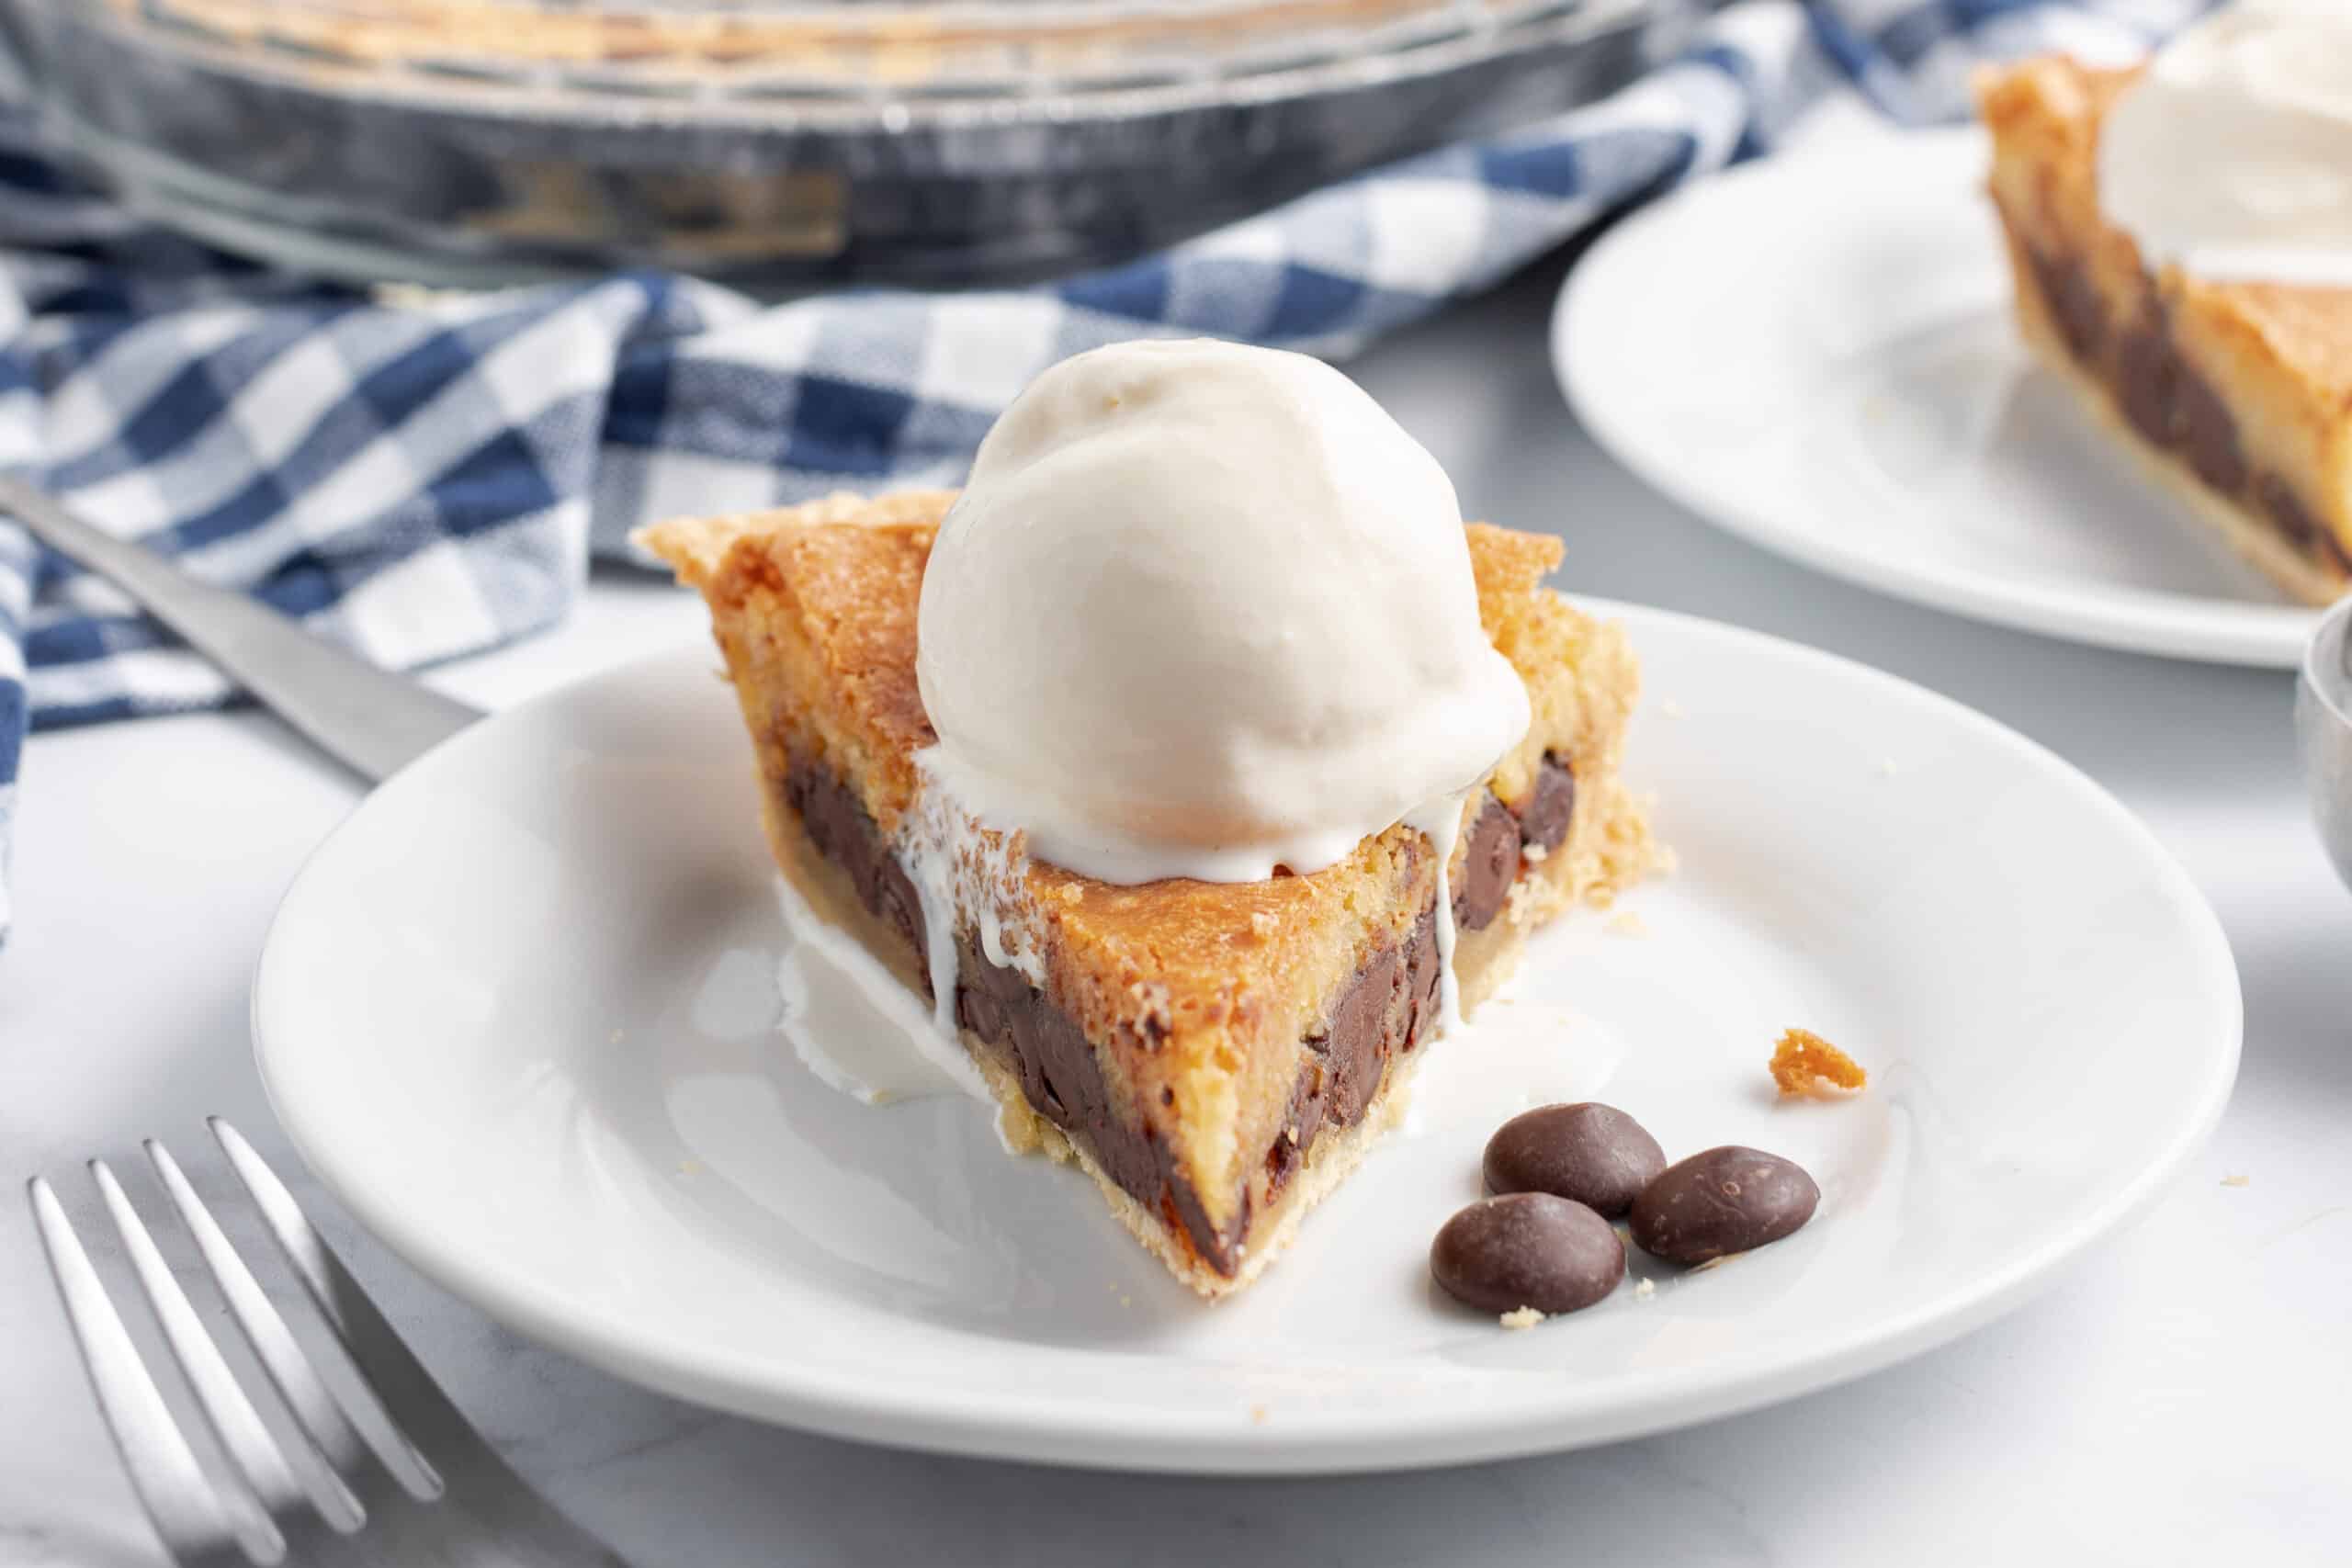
[
  {"x1": 644, "y1": 489, "x2": 1569, "y2": 829},
  {"x1": 639, "y1": 491, "x2": 1597, "y2": 1038}
]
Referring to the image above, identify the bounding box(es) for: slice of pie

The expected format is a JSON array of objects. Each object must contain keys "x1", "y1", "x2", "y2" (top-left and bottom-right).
[
  {"x1": 640, "y1": 491, "x2": 1654, "y2": 1297},
  {"x1": 1979, "y1": 56, "x2": 2352, "y2": 604}
]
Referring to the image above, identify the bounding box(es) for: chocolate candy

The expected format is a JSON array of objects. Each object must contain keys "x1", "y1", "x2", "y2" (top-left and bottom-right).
[
  {"x1": 1430, "y1": 1192, "x2": 1624, "y2": 1315},
  {"x1": 1482, "y1": 1102, "x2": 1666, "y2": 1218},
  {"x1": 1630, "y1": 1145, "x2": 1818, "y2": 1265}
]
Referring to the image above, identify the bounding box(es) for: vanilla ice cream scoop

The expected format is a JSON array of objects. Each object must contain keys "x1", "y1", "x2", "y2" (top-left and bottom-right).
[
  {"x1": 915, "y1": 338, "x2": 1531, "y2": 885},
  {"x1": 2101, "y1": 0, "x2": 2352, "y2": 287}
]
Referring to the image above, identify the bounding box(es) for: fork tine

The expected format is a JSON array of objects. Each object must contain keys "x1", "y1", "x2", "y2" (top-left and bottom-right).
[
  {"x1": 211, "y1": 1121, "x2": 455, "y2": 1495},
  {"x1": 93, "y1": 1159, "x2": 311, "y2": 1540},
  {"x1": 29, "y1": 1176, "x2": 271, "y2": 1567},
  {"x1": 147, "y1": 1140, "x2": 368, "y2": 1532}
]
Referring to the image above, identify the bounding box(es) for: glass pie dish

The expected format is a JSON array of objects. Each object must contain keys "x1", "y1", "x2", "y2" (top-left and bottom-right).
[{"x1": 0, "y1": 0, "x2": 1692, "y2": 286}]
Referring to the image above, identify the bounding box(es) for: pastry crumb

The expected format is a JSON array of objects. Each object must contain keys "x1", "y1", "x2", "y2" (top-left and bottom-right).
[
  {"x1": 609, "y1": 1028, "x2": 625, "y2": 1043},
  {"x1": 1250, "y1": 1404, "x2": 1271, "y2": 1425},
  {"x1": 2222, "y1": 1174, "x2": 2251, "y2": 1189},
  {"x1": 1634, "y1": 1277, "x2": 1657, "y2": 1300},
  {"x1": 1124, "y1": 979, "x2": 1174, "y2": 1038},
  {"x1": 1878, "y1": 757, "x2": 1900, "y2": 778},
  {"x1": 1661, "y1": 697, "x2": 1687, "y2": 718},
  {"x1": 1498, "y1": 1306, "x2": 1546, "y2": 1330},
  {"x1": 1770, "y1": 1027, "x2": 1868, "y2": 1098},
  {"x1": 1606, "y1": 910, "x2": 1649, "y2": 938}
]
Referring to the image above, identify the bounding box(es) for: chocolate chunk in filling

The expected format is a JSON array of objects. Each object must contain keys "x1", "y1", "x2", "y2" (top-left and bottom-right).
[
  {"x1": 2028, "y1": 244, "x2": 2351, "y2": 578},
  {"x1": 781, "y1": 759, "x2": 1463, "y2": 1278},
  {"x1": 1453, "y1": 795, "x2": 1519, "y2": 933},
  {"x1": 2257, "y1": 473, "x2": 2322, "y2": 551},
  {"x1": 2117, "y1": 312, "x2": 2183, "y2": 451},
  {"x1": 950, "y1": 925, "x2": 1232, "y2": 1269},
  {"x1": 2173, "y1": 362, "x2": 2247, "y2": 496},
  {"x1": 785, "y1": 760, "x2": 930, "y2": 981},
  {"x1": 2027, "y1": 243, "x2": 2105, "y2": 365},
  {"x1": 1453, "y1": 754, "x2": 1576, "y2": 933},
  {"x1": 1272, "y1": 909, "x2": 1440, "y2": 1203},
  {"x1": 1514, "y1": 753, "x2": 1577, "y2": 853},
  {"x1": 2119, "y1": 303, "x2": 2254, "y2": 499}
]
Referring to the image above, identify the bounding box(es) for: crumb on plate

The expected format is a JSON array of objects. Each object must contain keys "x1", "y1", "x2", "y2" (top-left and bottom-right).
[
  {"x1": 1250, "y1": 1404, "x2": 1271, "y2": 1425},
  {"x1": 1771, "y1": 1027, "x2": 1868, "y2": 1099},
  {"x1": 2222, "y1": 1174, "x2": 2251, "y2": 1189},
  {"x1": 1634, "y1": 1277, "x2": 1657, "y2": 1299},
  {"x1": 1606, "y1": 909, "x2": 1649, "y2": 938},
  {"x1": 1498, "y1": 1306, "x2": 1546, "y2": 1330}
]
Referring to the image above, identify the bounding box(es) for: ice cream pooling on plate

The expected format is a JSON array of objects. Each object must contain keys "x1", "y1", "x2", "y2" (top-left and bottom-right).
[{"x1": 915, "y1": 338, "x2": 1532, "y2": 886}]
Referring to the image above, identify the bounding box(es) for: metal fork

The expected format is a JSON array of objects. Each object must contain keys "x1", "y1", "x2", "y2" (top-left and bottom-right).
[
  {"x1": 29, "y1": 1121, "x2": 630, "y2": 1567},
  {"x1": 0, "y1": 473, "x2": 481, "y2": 784}
]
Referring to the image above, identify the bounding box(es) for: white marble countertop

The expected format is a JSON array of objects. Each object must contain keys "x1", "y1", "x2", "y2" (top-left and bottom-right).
[{"x1": 3, "y1": 256, "x2": 2347, "y2": 1568}]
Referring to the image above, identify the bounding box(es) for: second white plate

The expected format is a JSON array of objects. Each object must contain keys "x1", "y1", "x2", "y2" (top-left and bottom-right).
[
  {"x1": 1555, "y1": 128, "x2": 2324, "y2": 668},
  {"x1": 253, "y1": 605, "x2": 2241, "y2": 1474}
]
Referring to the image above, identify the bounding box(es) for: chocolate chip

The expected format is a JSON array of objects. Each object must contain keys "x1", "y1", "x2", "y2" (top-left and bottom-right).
[
  {"x1": 1482, "y1": 1102, "x2": 1666, "y2": 1219},
  {"x1": 2256, "y1": 472, "x2": 2323, "y2": 551},
  {"x1": 1630, "y1": 1146, "x2": 1819, "y2": 1266},
  {"x1": 2027, "y1": 243, "x2": 2105, "y2": 364},
  {"x1": 2174, "y1": 363, "x2": 2246, "y2": 495},
  {"x1": 1452, "y1": 795, "x2": 1519, "y2": 932},
  {"x1": 1430, "y1": 1193, "x2": 1624, "y2": 1315},
  {"x1": 2117, "y1": 316, "x2": 2182, "y2": 450},
  {"x1": 1513, "y1": 754, "x2": 1577, "y2": 853}
]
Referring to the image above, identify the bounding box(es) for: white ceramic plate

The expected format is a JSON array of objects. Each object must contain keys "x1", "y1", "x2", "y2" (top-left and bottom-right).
[
  {"x1": 1555, "y1": 128, "x2": 2324, "y2": 668},
  {"x1": 254, "y1": 607, "x2": 2241, "y2": 1474}
]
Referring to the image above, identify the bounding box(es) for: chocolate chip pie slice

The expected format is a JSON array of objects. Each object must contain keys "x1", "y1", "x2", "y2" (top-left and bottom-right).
[
  {"x1": 1979, "y1": 57, "x2": 2352, "y2": 604},
  {"x1": 641, "y1": 492, "x2": 1653, "y2": 1297}
]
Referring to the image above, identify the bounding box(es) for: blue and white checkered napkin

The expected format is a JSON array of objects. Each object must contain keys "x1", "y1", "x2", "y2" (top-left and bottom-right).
[{"x1": 0, "y1": 0, "x2": 2208, "y2": 942}]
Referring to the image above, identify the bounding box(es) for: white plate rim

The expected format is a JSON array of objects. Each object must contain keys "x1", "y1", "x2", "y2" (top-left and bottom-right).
[
  {"x1": 1553, "y1": 126, "x2": 2324, "y2": 671},
  {"x1": 252, "y1": 604, "x2": 2244, "y2": 1473}
]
